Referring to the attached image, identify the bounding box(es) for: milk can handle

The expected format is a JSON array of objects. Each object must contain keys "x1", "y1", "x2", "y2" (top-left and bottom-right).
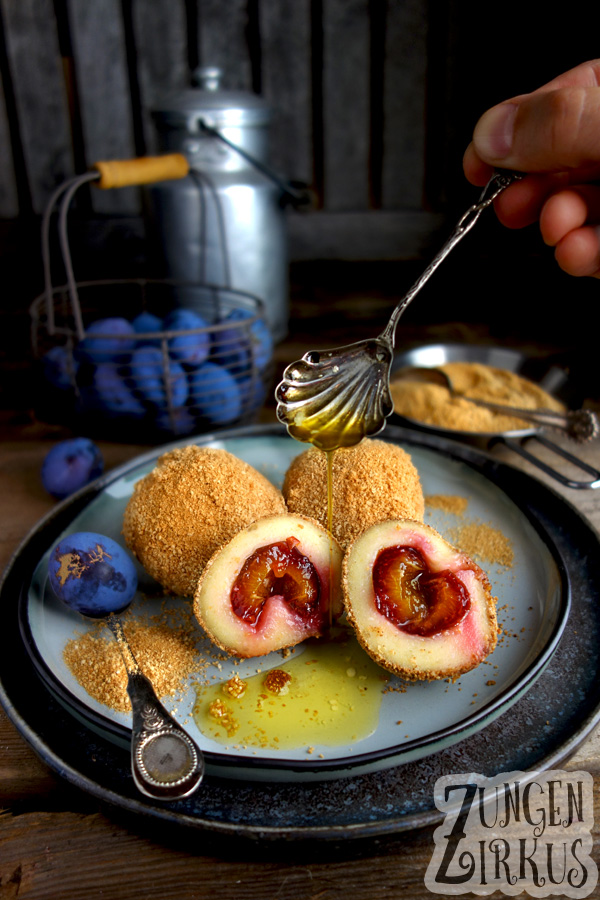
[{"x1": 197, "y1": 118, "x2": 311, "y2": 208}]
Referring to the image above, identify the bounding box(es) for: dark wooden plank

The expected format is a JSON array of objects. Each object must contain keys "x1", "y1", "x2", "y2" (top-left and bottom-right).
[
  {"x1": 0, "y1": 0, "x2": 73, "y2": 215},
  {"x1": 67, "y1": 0, "x2": 139, "y2": 215},
  {"x1": 322, "y1": 0, "x2": 370, "y2": 211},
  {"x1": 132, "y1": 0, "x2": 188, "y2": 157},
  {"x1": 0, "y1": 83, "x2": 18, "y2": 217},
  {"x1": 197, "y1": 0, "x2": 253, "y2": 91},
  {"x1": 0, "y1": 803, "x2": 442, "y2": 900},
  {"x1": 381, "y1": 0, "x2": 428, "y2": 210},
  {"x1": 288, "y1": 209, "x2": 443, "y2": 261},
  {"x1": 259, "y1": 0, "x2": 313, "y2": 186}
]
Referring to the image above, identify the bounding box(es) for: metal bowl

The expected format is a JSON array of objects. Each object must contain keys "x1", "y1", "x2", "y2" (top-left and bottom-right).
[
  {"x1": 390, "y1": 342, "x2": 569, "y2": 444},
  {"x1": 390, "y1": 343, "x2": 599, "y2": 490}
]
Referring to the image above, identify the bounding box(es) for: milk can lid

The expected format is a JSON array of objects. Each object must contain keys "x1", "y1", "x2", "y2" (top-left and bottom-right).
[{"x1": 152, "y1": 67, "x2": 271, "y2": 130}]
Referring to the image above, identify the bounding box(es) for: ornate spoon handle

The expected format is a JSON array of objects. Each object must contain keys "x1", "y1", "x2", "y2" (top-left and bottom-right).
[
  {"x1": 107, "y1": 615, "x2": 204, "y2": 800},
  {"x1": 381, "y1": 171, "x2": 523, "y2": 346}
]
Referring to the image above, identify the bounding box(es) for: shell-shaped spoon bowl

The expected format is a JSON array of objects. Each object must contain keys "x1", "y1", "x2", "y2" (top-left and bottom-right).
[
  {"x1": 276, "y1": 171, "x2": 523, "y2": 452},
  {"x1": 276, "y1": 338, "x2": 394, "y2": 452}
]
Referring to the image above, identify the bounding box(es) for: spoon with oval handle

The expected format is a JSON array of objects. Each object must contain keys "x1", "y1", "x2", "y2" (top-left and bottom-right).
[
  {"x1": 106, "y1": 614, "x2": 205, "y2": 800},
  {"x1": 276, "y1": 171, "x2": 523, "y2": 452},
  {"x1": 393, "y1": 366, "x2": 599, "y2": 443}
]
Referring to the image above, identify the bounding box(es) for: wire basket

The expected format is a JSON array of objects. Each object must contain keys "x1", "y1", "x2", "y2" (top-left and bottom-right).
[
  {"x1": 31, "y1": 278, "x2": 273, "y2": 440},
  {"x1": 30, "y1": 162, "x2": 275, "y2": 441}
]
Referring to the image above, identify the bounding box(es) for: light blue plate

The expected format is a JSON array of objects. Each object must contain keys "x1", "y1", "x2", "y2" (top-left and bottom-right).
[{"x1": 22, "y1": 426, "x2": 569, "y2": 781}]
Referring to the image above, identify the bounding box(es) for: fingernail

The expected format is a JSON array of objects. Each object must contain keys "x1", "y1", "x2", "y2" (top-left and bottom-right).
[{"x1": 473, "y1": 103, "x2": 517, "y2": 160}]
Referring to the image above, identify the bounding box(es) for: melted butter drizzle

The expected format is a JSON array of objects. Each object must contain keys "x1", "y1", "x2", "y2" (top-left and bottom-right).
[
  {"x1": 192, "y1": 631, "x2": 386, "y2": 750},
  {"x1": 326, "y1": 449, "x2": 335, "y2": 628}
]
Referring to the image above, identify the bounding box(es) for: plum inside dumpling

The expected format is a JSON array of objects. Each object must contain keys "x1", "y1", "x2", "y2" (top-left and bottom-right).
[
  {"x1": 194, "y1": 514, "x2": 343, "y2": 657},
  {"x1": 342, "y1": 519, "x2": 498, "y2": 681}
]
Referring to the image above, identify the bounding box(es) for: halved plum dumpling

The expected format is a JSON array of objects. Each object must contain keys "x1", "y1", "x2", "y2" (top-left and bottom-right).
[
  {"x1": 343, "y1": 519, "x2": 498, "y2": 681},
  {"x1": 194, "y1": 514, "x2": 343, "y2": 657}
]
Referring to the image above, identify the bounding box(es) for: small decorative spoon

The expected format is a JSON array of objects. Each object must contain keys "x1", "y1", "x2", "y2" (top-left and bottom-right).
[
  {"x1": 276, "y1": 171, "x2": 523, "y2": 452},
  {"x1": 106, "y1": 614, "x2": 205, "y2": 800},
  {"x1": 47, "y1": 532, "x2": 204, "y2": 800},
  {"x1": 393, "y1": 366, "x2": 600, "y2": 442}
]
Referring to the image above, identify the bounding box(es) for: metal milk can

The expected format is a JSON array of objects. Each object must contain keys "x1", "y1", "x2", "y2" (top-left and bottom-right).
[{"x1": 148, "y1": 67, "x2": 289, "y2": 341}]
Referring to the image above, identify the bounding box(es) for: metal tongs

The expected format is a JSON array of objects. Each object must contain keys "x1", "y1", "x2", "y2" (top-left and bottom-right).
[{"x1": 276, "y1": 172, "x2": 523, "y2": 451}]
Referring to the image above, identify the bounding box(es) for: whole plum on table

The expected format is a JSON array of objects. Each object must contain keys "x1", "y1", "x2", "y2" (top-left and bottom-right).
[
  {"x1": 41, "y1": 437, "x2": 104, "y2": 500},
  {"x1": 48, "y1": 531, "x2": 138, "y2": 617}
]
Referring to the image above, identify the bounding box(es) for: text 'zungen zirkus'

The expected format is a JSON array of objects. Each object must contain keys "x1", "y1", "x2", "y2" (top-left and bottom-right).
[{"x1": 425, "y1": 770, "x2": 597, "y2": 897}]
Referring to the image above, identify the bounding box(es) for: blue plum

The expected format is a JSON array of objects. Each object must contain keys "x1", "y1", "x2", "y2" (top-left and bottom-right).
[
  {"x1": 188, "y1": 361, "x2": 242, "y2": 425},
  {"x1": 41, "y1": 345, "x2": 78, "y2": 391},
  {"x1": 155, "y1": 405, "x2": 197, "y2": 436},
  {"x1": 129, "y1": 346, "x2": 188, "y2": 408},
  {"x1": 164, "y1": 309, "x2": 210, "y2": 367},
  {"x1": 77, "y1": 317, "x2": 137, "y2": 363},
  {"x1": 238, "y1": 371, "x2": 268, "y2": 416},
  {"x1": 131, "y1": 311, "x2": 164, "y2": 347},
  {"x1": 41, "y1": 438, "x2": 104, "y2": 499},
  {"x1": 90, "y1": 363, "x2": 146, "y2": 416},
  {"x1": 212, "y1": 316, "x2": 252, "y2": 372},
  {"x1": 48, "y1": 531, "x2": 138, "y2": 617},
  {"x1": 214, "y1": 308, "x2": 273, "y2": 373}
]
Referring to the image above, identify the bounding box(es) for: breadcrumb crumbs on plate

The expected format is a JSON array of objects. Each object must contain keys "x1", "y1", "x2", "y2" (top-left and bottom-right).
[
  {"x1": 448, "y1": 520, "x2": 514, "y2": 568},
  {"x1": 425, "y1": 494, "x2": 469, "y2": 516},
  {"x1": 63, "y1": 605, "x2": 206, "y2": 713}
]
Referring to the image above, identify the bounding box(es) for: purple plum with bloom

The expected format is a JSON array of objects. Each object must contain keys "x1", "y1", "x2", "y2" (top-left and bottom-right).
[
  {"x1": 188, "y1": 361, "x2": 242, "y2": 424},
  {"x1": 77, "y1": 317, "x2": 137, "y2": 363},
  {"x1": 164, "y1": 309, "x2": 210, "y2": 367},
  {"x1": 42, "y1": 345, "x2": 78, "y2": 391},
  {"x1": 131, "y1": 311, "x2": 164, "y2": 347},
  {"x1": 41, "y1": 438, "x2": 104, "y2": 500},
  {"x1": 90, "y1": 364, "x2": 146, "y2": 416},
  {"x1": 214, "y1": 308, "x2": 273, "y2": 373},
  {"x1": 48, "y1": 531, "x2": 138, "y2": 617},
  {"x1": 129, "y1": 346, "x2": 188, "y2": 408}
]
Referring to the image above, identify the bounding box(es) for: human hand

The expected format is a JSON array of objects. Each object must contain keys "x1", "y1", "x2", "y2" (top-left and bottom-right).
[{"x1": 463, "y1": 60, "x2": 600, "y2": 278}]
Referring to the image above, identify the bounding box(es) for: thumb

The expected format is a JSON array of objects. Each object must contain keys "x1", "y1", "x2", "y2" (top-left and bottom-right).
[{"x1": 472, "y1": 87, "x2": 600, "y2": 173}]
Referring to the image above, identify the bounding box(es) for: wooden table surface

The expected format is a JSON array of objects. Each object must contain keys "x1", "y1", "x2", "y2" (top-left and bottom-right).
[{"x1": 1, "y1": 333, "x2": 600, "y2": 900}]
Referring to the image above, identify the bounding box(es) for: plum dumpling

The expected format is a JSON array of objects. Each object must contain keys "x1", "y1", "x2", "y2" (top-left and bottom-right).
[
  {"x1": 194, "y1": 514, "x2": 342, "y2": 657},
  {"x1": 342, "y1": 519, "x2": 498, "y2": 681}
]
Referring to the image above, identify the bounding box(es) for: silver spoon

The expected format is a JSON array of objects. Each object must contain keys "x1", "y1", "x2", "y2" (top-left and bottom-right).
[
  {"x1": 106, "y1": 614, "x2": 205, "y2": 800},
  {"x1": 276, "y1": 171, "x2": 523, "y2": 452},
  {"x1": 393, "y1": 366, "x2": 599, "y2": 443}
]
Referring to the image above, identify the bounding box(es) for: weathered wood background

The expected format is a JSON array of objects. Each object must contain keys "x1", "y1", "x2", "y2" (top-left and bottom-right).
[
  {"x1": 1, "y1": 0, "x2": 599, "y2": 407},
  {"x1": 3, "y1": 0, "x2": 600, "y2": 254}
]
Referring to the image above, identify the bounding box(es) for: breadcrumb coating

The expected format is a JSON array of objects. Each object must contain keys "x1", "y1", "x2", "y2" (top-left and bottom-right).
[
  {"x1": 282, "y1": 439, "x2": 425, "y2": 550},
  {"x1": 122, "y1": 445, "x2": 286, "y2": 597}
]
